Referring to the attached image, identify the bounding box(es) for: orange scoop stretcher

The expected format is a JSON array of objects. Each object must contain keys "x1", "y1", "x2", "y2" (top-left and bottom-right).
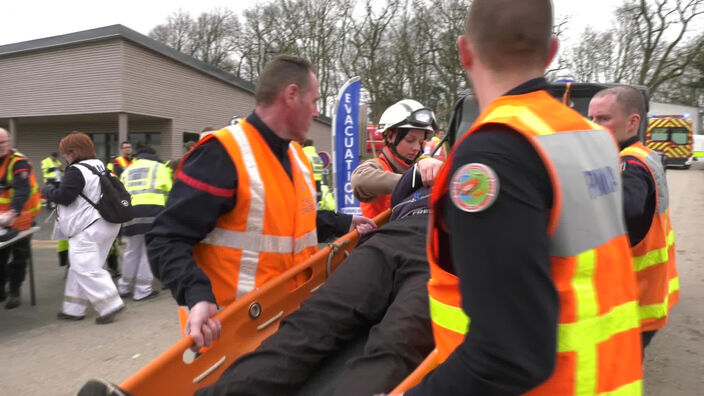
[{"x1": 119, "y1": 210, "x2": 391, "y2": 395}]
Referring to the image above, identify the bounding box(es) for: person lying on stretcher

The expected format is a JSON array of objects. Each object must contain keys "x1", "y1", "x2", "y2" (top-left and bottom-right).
[
  {"x1": 76, "y1": 157, "x2": 442, "y2": 396},
  {"x1": 194, "y1": 157, "x2": 442, "y2": 396}
]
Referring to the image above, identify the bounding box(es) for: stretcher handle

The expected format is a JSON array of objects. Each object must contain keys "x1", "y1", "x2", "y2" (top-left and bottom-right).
[{"x1": 390, "y1": 349, "x2": 439, "y2": 393}]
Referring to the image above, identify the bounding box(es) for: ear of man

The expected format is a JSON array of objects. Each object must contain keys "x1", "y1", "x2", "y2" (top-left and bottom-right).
[
  {"x1": 545, "y1": 37, "x2": 559, "y2": 68},
  {"x1": 283, "y1": 83, "x2": 301, "y2": 107},
  {"x1": 457, "y1": 35, "x2": 473, "y2": 69}
]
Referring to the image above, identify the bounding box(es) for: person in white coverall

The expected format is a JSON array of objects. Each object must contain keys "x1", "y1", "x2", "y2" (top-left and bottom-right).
[{"x1": 42, "y1": 131, "x2": 125, "y2": 325}]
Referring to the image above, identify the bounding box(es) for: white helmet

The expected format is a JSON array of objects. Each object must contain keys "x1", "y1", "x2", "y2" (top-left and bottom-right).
[
  {"x1": 377, "y1": 99, "x2": 438, "y2": 138},
  {"x1": 230, "y1": 115, "x2": 243, "y2": 125}
]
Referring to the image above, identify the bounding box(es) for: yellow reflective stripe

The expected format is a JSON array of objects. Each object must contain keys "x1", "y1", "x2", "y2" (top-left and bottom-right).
[
  {"x1": 638, "y1": 302, "x2": 667, "y2": 321},
  {"x1": 130, "y1": 193, "x2": 167, "y2": 206},
  {"x1": 572, "y1": 249, "x2": 598, "y2": 395},
  {"x1": 0, "y1": 197, "x2": 11, "y2": 203},
  {"x1": 25, "y1": 203, "x2": 42, "y2": 214},
  {"x1": 428, "y1": 294, "x2": 470, "y2": 335},
  {"x1": 600, "y1": 380, "x2": 643, "y2": 396},
  {"x1": 693, "y1": 151, "x2": 704, "y2": 158},
  {"x1": 574, "y1": 250, "x2": 598, "y2": 319},
  {"x1": 483, "y1": 106, "x2": 555, "y2": 135},
  {"x1": 638, "y1": 276, "x2": 679, "y2": 322},
  {"x1": 669, "y1": 276, "x2": 679, "y2": 294},
  {"x1": 565, "y1": 250, "x2": 641, "y2": 395},
  {"x1": 632, "y1": 230, "x2": 674, "y2": 272},
  {"x1": 558, "y1": 301, "x2": 640, "y2": 353}
]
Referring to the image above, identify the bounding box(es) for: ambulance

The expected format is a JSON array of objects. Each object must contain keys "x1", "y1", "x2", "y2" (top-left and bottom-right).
[{"x1": 646, "y1": 115, "x2": 694, "y2": 168}]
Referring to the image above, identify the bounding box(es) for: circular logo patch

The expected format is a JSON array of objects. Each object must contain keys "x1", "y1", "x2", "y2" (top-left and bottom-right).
[{"x1": 450, "y1": 163, "x2": 499, "y2": 213}]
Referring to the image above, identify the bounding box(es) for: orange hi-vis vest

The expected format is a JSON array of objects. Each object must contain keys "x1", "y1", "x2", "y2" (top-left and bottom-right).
[
  {"x1": 115, "y1": 156, "x2": 133, "y2": 170},
  {"x1": 191, "y1": 120, "x2": 318, "y2": 305},
  {"x1": 620, "y1": 141, "x2": 679, "y2": 331},
  {"x1": 360, "y1": 148, "x2": 409, "y2": 219},
  {"x1": 109, "y1": 156, "x2": 134, "y2": 176},
  {"x1": 427, "y1": 90, "x2": 643, "y2": 395},
  {"x1": 0, "y1": 151, "x2": 41, "y2": 231}
]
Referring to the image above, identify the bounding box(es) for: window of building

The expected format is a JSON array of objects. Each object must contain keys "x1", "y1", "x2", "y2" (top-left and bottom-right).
[
  {"x1": 89, "y1": 133, "x2": 118, "y2": 164},
  {"x1": 129, "y1": 133, "x2": 162, "y2": 158}
]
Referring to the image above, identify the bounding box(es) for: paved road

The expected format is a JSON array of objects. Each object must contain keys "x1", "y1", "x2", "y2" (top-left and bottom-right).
[
  {"x1": 1, "y1": 163, "x2": 703, "y2": 395},
  {"x1": 643, "y1": 163, "x2": 704, "y2": 394}
]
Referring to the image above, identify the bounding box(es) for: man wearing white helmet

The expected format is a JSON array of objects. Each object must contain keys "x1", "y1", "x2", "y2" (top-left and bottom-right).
[{"x1": 352, "y1": 100, "x2": 444, "y2": 218}]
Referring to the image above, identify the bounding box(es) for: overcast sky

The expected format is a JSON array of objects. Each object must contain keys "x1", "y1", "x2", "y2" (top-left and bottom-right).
[{"x1": 1, "y1": 0, "x2": 619, "y2": 49}]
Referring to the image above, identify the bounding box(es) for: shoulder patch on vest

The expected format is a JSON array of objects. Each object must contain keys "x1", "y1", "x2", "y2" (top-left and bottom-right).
[{"x1": 450, "y1": 163, "x2": 499, "y2": 213}]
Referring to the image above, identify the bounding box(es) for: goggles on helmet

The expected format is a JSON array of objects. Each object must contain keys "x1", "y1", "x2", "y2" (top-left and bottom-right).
[{"x1": 386, "y1": 107, "x2": 438, "y2": 133}]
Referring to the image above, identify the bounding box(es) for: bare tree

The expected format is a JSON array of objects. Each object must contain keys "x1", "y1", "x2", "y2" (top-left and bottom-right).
[
  {"x1": 622, "y1": 0, "x2": 704, "y2": 92},
  {"x1": 150, "y1": 8, "x2": 241, "y2": 72},
  {"x1": 149, "y1": 10, "x2": 196, "y2": 56},
  {"x1": 341, "y1": 0, "x2": 402, "y2": 122},
  {"x1": 546, "y1": 15, "x2": 572, "y2": 80},
  {"x1": 190, "y1": 9, "x2": 241, "y2": 71},
  {"x1": 569, "y1": 0, "x2": 704, "y2": 96}
]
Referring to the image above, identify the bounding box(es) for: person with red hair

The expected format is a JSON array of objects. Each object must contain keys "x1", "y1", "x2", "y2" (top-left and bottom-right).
[{"x1": 43, "y1": 131, "x2": 125, "y2": 324}]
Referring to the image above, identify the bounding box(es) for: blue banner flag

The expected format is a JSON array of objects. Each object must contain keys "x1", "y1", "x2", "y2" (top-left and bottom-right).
[{"x1": 332, "y1": 77, "x2": 362, "y2": 215}]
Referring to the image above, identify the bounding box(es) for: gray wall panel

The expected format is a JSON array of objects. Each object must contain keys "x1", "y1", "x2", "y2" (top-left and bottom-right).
[{"x1": 0, "y1": 41, "x2": 123, "y2": 117}]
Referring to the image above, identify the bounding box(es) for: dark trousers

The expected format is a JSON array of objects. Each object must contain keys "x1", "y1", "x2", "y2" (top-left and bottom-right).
[
  {"x1": 197, "y1": 215, "x2": 433, "y2": 396},
  {"x1": 0, "y1": 237, "x2": 31, "y2": 295},
  {"x1": 642, "y1": 330, "x2": 658, "y2": 352}
]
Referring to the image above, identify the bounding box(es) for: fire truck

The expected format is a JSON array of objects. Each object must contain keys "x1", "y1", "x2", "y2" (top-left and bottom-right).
[{"x1": 646, "y1": 115, "x2": 694, "y2": 168}]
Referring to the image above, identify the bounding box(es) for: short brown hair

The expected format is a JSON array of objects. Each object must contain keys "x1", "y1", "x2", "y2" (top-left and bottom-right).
[
  {"x1": 466, "y1": 0, "x2": 553, "y2": 71},
  {"x1": 593, "y1": 86, "x2": 646, "y2": 119},
  {"x1": 255, "y1": 55, "x2": 315, "y2": 105},
  {"x1": 59, "y1": 131, "x2": 97, "y2": 161}
]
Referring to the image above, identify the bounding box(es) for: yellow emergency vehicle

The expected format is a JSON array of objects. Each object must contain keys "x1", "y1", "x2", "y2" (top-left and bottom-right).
[{"x1": 646, "y1": 115, "x2": 694, "y2": 168}]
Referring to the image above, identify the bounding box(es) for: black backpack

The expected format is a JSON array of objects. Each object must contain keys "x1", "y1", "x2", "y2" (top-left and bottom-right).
[{"x1": 75, "y1": 162, "x2": 134, "y2": 224}]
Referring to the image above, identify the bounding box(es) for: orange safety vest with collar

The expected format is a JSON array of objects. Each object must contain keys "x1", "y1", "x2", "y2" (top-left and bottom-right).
[
  {"x1": 0, "y1": 151, "x2": 41, "y2": 231},
  {"x1": 108, "y1": 156, "x2": 134, "y2": 176},
  {"x1": 190, "y1": 120, "x2": 318, "y2": 305},
  {"x1": 620, "y1": 141, "x2": 679, "y2": 331},
  {"x1": 360, "y1": 149, "x2": 409, "y2": 219},
  {"x1": 427, "y1": 91, "x2": 643, "y2": 395}
]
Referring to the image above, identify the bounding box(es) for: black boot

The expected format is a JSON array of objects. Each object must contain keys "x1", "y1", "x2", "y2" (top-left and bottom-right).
[
  {"x1": 0, "y1": 287, "x2": 5, "y2": 302},
  {"x1": 106, "y1": 254, "x2": 120, "y2": 278},
  {"x1": 59, "y1": 250, "x2": 69, "y2": 267},
  {"x1": 5, "y1": 292, "x2": 20, "y2": 309}
]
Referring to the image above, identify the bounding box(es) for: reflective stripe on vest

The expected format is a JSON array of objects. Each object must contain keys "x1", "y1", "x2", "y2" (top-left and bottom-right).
[
  {"x1": 123, "y1": 160, "x2": 168, "y2": 207},
  {"x1": 302, "y1": 145, "x2": 323, "y2": 182},
  {"x1": 0, "y1": 152, "x2": 42, "y2": 230},
  {"x1": 195, "y1": 122, "x2": 318, "y2": 302},
  {"x1": 632, "y1": 229, "x2": 674, "y2": 271},
  {"x1": 620, "y1": 142, "x2": 679, "y2": 330},
  {"x1": 427, "y1": 90, "x2": 642, "y2": 395},
  {"x1": 42, "y1": 157, "x2": 61, "y2": 180}
]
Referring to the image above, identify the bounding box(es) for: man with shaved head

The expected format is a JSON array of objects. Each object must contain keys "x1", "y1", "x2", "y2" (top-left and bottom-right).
[
  {"x1": 590, "y1": 86, "x2": 679, "y2": 353},
  {"x1": 407, "y1": 0, "x2": 643, "y2": 394}
]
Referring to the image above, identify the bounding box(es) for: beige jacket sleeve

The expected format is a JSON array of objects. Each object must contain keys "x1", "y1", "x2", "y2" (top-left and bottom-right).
[{"x1": 351, "y1": 159, "x2": 402, "y2": 203}]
